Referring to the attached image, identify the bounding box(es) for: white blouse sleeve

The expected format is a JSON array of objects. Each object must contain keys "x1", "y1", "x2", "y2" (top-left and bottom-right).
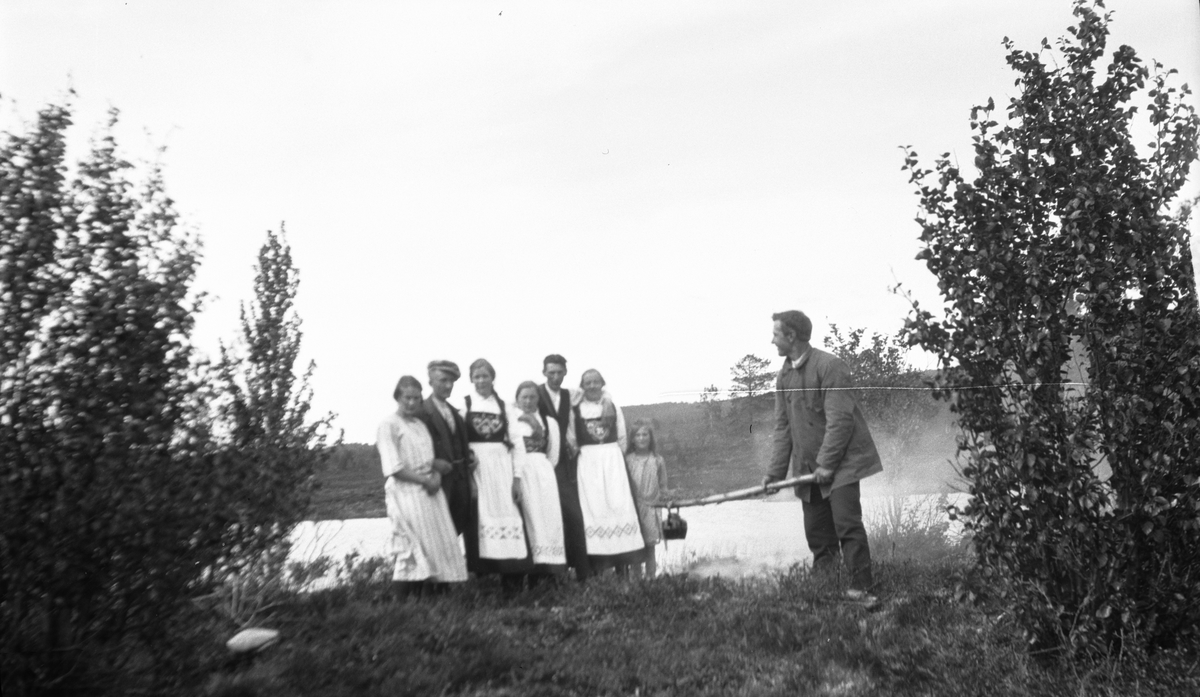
[
  {"x1": 546, "y1": 415, "x2": 561, "y2": 467},
  {"x1": 614, "y1": 400, "x2": 627, "y2": 452},
  {"x1": 507, "y1": 408, "x2": 526, "y2": 480},
  {"x1": 564, "y1": 405, "x2": 578, "y2": 452},
  {"x1": 376, "y1": 418, "x2": 403, "y2": 478}
]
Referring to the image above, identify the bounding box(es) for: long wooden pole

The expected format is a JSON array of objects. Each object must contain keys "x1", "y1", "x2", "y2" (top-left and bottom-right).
[{"x1": 650, "y1": 474, "x2": 817, "y2": 509}]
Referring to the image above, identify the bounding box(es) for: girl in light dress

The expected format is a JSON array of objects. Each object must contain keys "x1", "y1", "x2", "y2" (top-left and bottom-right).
[
  {"x1": 624, "y1": 421, "x2": 669, "y2": 578},
  {"x1": 509, "y1": 381, "x2": 567, "y2": 580},
  {"x1": 570, "y1": 369, "x2": 646, "y2": 572},
  {"x1": 461, "y1": 359, "x2": 533, "y2": 582},
  {"x1": 376, "y1": 375, "x2": 468, "y2": 596}
]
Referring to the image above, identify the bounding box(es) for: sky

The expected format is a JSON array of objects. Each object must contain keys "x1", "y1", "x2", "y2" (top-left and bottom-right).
[{"x1": 3, "y1": 0, "x2": 1199, "y2": 443}]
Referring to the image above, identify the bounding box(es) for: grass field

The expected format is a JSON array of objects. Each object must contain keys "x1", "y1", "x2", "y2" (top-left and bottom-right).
[
  {"x1": 193, "y1": 552, "x2": 1198, "y2": 697},
  {"x1": 136, "y1": 479, "x2": 1196, "y2": 696},
  {"x1": 271, "y1": 405, "x2": 1199, "y2": 696}
]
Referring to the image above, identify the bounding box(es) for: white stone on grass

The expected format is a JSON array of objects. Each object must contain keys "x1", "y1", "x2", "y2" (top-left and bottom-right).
[{"x1": 226, "y1": 627, "x2": 280, "y2": 653}]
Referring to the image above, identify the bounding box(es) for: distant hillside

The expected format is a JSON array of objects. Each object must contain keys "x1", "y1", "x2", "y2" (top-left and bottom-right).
[
  {"x1": 310, "y1": 443, "x2": 384, "y2": 520},
  {"x1": 309, "y1": 395, "x2": 961, "y2": 520},
  {"x1": 624, "y1": 395, "x2": 778, "y2": 498},
  {"x1": 625, "y1": 394, "x2": 960, "y2": 500}
]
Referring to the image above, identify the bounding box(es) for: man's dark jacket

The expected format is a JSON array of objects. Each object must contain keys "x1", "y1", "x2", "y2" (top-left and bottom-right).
[
  {"x1": 767, "y1": 347, "x2": 882, "y2": 500},
  {"x1": 418, "y1": 396, "x2": 477, "y2": 559}
]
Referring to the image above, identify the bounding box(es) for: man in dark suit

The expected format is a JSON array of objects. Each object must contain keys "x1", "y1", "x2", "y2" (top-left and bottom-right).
[
  {"x1": 763, "y1": 310, "x2": 882, "y2": 606},
  {"x1": 419, "y1": 360, "x2": 479, "y2": 570},
  {"x1": 537, "y1": 354, "x2": 590, "y2": 581}
]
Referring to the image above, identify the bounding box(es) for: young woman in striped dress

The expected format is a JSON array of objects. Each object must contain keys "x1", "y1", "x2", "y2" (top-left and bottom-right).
[{"x1": 376, "y1": 375, "x2": 468, "y2": 596}]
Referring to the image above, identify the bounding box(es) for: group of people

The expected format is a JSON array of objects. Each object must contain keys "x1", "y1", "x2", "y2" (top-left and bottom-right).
[
  {"x1": 378, "y1": 309, "x2": 886, "y2": 607},
  {"x1": 376, "y1": 354, "x2": 669, "y2": 595}
]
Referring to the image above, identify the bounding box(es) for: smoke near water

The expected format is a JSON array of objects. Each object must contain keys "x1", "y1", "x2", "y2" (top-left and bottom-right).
[{"x1": 861, "y1": 417, "x2": 963, "y2": 498}]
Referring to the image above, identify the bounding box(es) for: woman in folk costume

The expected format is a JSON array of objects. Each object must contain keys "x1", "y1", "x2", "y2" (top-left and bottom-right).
[
  {"x1": 462, "y1": 358, "x2": 533, "y2": 579},
  {"x1": 376, "y1": 375, "x2": 468, "y2": 596},
  {"x1": 570, "y1": 369, "x2": 645, "y2": 570},
  {"x1": 509, "y1": 381, "x2": 567, "y2": 577}
]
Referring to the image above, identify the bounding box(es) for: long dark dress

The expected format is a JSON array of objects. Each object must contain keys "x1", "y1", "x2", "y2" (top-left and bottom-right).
[{"x1": 538, "y1": 384, "x2": 591, "y2": 580}]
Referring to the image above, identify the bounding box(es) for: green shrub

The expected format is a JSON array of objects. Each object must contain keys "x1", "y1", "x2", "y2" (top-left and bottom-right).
[
  {"x1": 0, "y1": 104, "x2": 226, "y2": 694},
  {"x1": 0, "y1": 104, "x2": 332, "y2": 695},
  {"x1": 902, "y1": 0, "x2": 1200, "y2": 655},
  {"x1": 868, "y1": 494, "x2": 965, "y2": 563},
  {"x1": 211, "y1": 225, "x2": 336, "y2": 577}
]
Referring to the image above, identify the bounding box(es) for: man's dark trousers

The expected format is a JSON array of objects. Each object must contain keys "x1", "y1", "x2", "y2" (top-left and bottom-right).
[{"x1": 801, "y1": 482, "x2": 872, "y2": 590}]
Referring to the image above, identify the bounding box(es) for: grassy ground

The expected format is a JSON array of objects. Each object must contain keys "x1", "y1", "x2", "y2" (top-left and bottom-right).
[
  {"x1": 191, "y1": 552, "x2": 1197, "y2": 697},
  {"x1": 271, "y1": 420, "x2": 1195, "y2": 696}
]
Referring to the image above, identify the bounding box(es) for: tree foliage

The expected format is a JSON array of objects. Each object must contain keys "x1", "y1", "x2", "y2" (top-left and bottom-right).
[
  {"x1": 214, "y1": 224, "x2": 336, "y2": 564},
  {"x1": 1, "y1": 105, "x2": 336, "y2": 694},
  {"x1": 1, "y1": 105, "x2": 225, "y2": 692},
  {"x1": 823, "y1": 325, "x2": 940, "y2": 472},
  {"x1": 729, "y1": 353, "x2": 775, "y2": 398},
  {"x1": 902, "y1": 0, "x2": 1200, "y2": 655},
  {"x1": 699, "y1": 384, "x2": 722, "y2": 434}
]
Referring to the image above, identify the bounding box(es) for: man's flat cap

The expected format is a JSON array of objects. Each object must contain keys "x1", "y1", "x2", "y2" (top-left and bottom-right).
[{"x1": 427, "y1": 360, "x2": 461, "y2": 380}]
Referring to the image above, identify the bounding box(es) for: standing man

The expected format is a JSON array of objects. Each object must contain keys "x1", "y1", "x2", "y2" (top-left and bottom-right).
[
  {"x1": 537, "y1": 354, "x2": 591, "y2": 581},
  {"x1": 419, "y1": 360, "x2": 479, "y2": 572},
  {"x1": 763, "y1": 310, "x2": 882, "y2": 604}
]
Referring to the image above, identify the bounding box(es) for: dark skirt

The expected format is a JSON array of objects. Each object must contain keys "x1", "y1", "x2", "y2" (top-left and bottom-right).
[
  {"x1": 442, "y1": 465, "x2": 480, "y2": 570},
  {"x1": 554, "y1": 451, "x2": 592, "y2": 580}
]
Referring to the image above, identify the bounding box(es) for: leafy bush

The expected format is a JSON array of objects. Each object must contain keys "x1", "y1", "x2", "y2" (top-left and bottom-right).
[
  {"x1": 867, "y1": 494, "x2": 963, "y2": 563},
  {"x1": 902, "y1": 0, "x2": 1200, "y2": 655},
  {"x1": 1, "y1": 105, "x2": 334, "y2": 694},
  {"x1": 0, "y1": 105, "x2": 226, "y2": 693},
  {"x1": 212, "y1": 226, "x2": 337, "y2": 572}
]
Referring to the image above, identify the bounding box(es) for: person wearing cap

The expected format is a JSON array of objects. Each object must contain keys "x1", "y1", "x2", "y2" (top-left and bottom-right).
[
  {"x1": 418, "y1": 360, "x2": 479, "y2": 571},
  {"x1": 763, "y1": 310, "x2": 882, "y2": 606},
  {"x1": 536, "y1": 354, "x2": 591, "y2": 581}
]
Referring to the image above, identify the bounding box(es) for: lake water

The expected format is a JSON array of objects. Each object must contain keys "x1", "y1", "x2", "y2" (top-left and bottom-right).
[{"x1": 288, "y1": 492, "x2": 969, "y2": 585}]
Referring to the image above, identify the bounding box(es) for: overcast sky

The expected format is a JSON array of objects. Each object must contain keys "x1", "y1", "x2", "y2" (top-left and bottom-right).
[{"x1": 3, "y1": 0, "x2": 1198, "y2": 443}]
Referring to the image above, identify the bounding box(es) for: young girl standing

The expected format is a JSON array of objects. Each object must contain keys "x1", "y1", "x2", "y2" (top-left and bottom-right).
[{"x1": 624, "y1": 421, "x2": 669, "y2": 578}]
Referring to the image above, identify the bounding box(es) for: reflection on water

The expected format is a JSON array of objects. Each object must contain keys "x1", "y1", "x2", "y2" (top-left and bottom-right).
[{"x1": 289, "y1": 493, "x2": 969, "y2": 585}]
